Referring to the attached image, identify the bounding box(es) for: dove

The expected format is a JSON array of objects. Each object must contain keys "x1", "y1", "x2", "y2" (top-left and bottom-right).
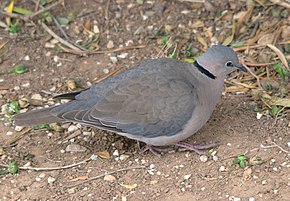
[{"x1": 14, "y1": 45, "x2": 246, "y2": 154}]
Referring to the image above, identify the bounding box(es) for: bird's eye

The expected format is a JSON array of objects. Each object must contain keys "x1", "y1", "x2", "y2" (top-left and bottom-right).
[{"x1": 225, "y1": 61, "x2": 233, "y2": 67}]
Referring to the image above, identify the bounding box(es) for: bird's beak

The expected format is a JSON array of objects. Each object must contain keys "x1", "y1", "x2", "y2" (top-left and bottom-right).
[{"x1": 235, "y1": 63, "x2": 247, "y2": 72}]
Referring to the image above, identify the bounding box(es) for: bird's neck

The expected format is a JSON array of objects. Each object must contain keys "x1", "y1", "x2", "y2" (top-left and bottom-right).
[{"x1": 193, "y1": 60, "x2": 216, "y2": 80}]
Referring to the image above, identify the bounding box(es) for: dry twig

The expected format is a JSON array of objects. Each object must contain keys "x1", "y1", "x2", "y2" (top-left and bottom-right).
[
  {"x1": 261, "y1": 141, "x2": 289, "y2": 154},
  {"x1": 59, "y1": 45, "x2": 146, "y2": 55},
  {"x1": 0, "y1": 157, "x2": 92, "y2": 171},
  {"x1": 64, "y1": 166, "x2": 146, "y2": 189},
  {"x1": 41, "y1": 22, "x2": 82, "y2": 51}
]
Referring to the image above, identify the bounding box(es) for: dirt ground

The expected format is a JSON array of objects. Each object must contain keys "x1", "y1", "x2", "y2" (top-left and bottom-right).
[{"x1": 0, "y1": 0, "x2": 289, "y2": 200}]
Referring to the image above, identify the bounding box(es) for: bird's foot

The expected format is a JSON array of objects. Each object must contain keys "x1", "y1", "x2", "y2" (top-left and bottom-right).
[
  {"x1": 175, "y1": 141, "x2": 219, "y2": 155},
  {"x1": 140, "y1": 144, "x2": 174, "y2": 157}
]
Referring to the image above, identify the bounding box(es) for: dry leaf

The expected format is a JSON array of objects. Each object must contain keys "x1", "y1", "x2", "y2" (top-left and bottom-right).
[
  {"x1": 223, "y1": 23, "x2": 236, "y2": 46},
  {"x1": 270, "y1": 97, "x2": 290, "y2": 107},
  {"x1": 84, "y1": 19, "x2": 91, "y2": 32},
  {"x1": 196, "y1": 33, "x2": 208, "y2": 49},
  {"x1": 190, "y1": 20, "x2": 204, "y2": 28},
  {"x1": 262, "y1": 94, "x2": 290, "y2": 107},
  {"x1": 267, "y1": 44, "x2": 289, "y2": 70},
  {"x1": 119, "y1": 183, "x2": 137, "y2": 189},
  {"x1": 224, "y1": 86, "x2": 249, "y2": 93},
  {"x1": 257, "y1": 33, "x2": 275, "y2": 45},
  {"x1": 96, "y1": 150, "x2": 111, "y2": 159},
  {"x1": 6, "y1": 0, "x2": 14, "y2": 26},
  {"x1": 236, "y1": 0, "x2": 254, "y2": 32},
  {"x1": 70, "y1": 175, "x2": 88, "y2": 182},
  {"x1": 67, "y1": 79, "x2": 77, "y2": 91},
  {"x1": 280, "y1": 40, "x2": 290, "y2": 45}
]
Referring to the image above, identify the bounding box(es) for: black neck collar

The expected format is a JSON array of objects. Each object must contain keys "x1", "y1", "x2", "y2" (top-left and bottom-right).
[{"x1": 193, "y1": 60, "x2": 216, "y2": 80}]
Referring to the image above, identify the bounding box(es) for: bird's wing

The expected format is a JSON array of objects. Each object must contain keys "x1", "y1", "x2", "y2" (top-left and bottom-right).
[{"x1": 57, "y1": 59, "x2": 198, "y2": 138}]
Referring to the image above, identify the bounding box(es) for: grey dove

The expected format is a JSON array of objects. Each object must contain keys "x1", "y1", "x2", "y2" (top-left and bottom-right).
[{"x1": 14, "y1": 45, "x2": 246, "y2": 154}]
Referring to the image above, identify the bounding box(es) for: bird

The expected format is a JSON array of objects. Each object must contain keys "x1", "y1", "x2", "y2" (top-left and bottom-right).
[{"x1": 14, "y1": 45, "x2": 246, "y2": 154}]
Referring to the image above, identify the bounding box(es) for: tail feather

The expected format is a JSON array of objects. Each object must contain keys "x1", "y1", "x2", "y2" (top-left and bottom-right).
[{"x1": 14, "y1": 106, "x2": 63, "y2": 126}]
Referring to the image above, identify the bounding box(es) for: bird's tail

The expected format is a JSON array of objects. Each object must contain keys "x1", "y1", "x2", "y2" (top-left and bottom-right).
[{"x1": 14, "y1": 105, "x2": 63, "y2": 126}]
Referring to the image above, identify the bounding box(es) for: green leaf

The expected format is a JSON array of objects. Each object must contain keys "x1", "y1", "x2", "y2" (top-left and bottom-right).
[
  {"x1": 161, "y1": 36, "x2": 167, "y2": 45},
  {"x1": 263, "y1": 83, "x2": 273, "y2": 91},
  {"x1": 67, "y1": 12, "x2": 76, "y2": 22},
  {"x1": 10, "y1": 22, "x2": 21, "y2": 33},
  {"x1": 273, "y1": 63, "x2": 290, "y2": 81},
  {"x1": 40, "y1": 0, "x2": 47, "y2": 6},
  {"x1": 5, "y1": 100, "x2": 20, "y2": 115},
  {"x1": 232, "y1": 154, "x2": 248, "y2": 169},
  {"x1": 8, "y1": 161, "x2": 19, "y2": 174},
  {"x1": 40, "y1": 12, "x2": 52, "y2": 23},
  {"x1": 13, "y1": 6, "x2": 33, "y2": 15},
  {"x1": 57, "y1": 17, "x2": 70, "y2": 25},
  {"x1": 231, "y1": 41, "x2": 247, "y2": 48},
  {"x1": 32, "y1": 124, "x2": 50, "y2": 130},
  {"x1": 10, "y1": 64, "x2": 29, "y2": 74},
  {"x1": 23, "y1": 152, "x2": 35, "y2": 160},
  {"x1": 223, "y1": 34, "x2": 234, "y2": 46},
  {"x1": 136, "y1": 0, "x2": 144, "y2": 4},
  {"x1": 270, "y1": 105, "x2": 282, "y2": 116}
]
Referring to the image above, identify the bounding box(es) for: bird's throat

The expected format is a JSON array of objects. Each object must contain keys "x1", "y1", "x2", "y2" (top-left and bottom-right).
[{"x1": 193, "y1": 60, "x2": 216, "y2": 80}]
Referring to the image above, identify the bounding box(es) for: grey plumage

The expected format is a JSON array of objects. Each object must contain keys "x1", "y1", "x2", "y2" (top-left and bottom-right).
[{"x1": 14, "y1": 45, "x2": 246, "y2": 147}]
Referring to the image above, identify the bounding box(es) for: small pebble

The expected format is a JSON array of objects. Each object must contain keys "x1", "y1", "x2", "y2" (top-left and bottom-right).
[
  {"x1": 15, "y1": 126, "x2": 24, "y2": 132},
  {"x1": 273, "y1": 167, "x2": 278, "y2": 171},
  {"x1": 23, "y1": 55, "x2": 30, "y2": 61},
  {"x1": 117, "y1": 52, "x2": 128, "y2": 59},
  {"x1": 103, "y1": 68, "x2": 110, "y2": 74},
  {"x1": 149, "y1": 164, "x2": 155, "y2": 169},
  {"x1": 83, "y1": 131, "x2": 92, "y2": 136},
  {"x1": 199, "y1": 155, "x2": 208, "y2": 162},
  {"x1": 219, "y1": 166, "x2": 226, "y2": 172},
  {"x1": 104, "y1": 174, "x2": 116, "y2": 182},
  {"x1": 47, "y1": 176, "x2": 56, "y2": 184},
  {"x1": 67, "y1": 188, "x2": 75, "y2": 194},
  {"x1": 212, "y1": 155, "x2": 219, "y2": 161},
  {"x1": 35, "y1": 177, "x2": 41, "y2": 182},
  {"x1": 147, "y1": 169, "x2": 154, "y2": 175},
  {"x1": 14, "y1": 86, "x2": 20, "y2": 91},
  {"x1": 249, "y1": 197, "x2": 255, "y2": 201},
  {"x1": 22, "y1": 82, "x2": 30, "y2": 88},
  {"x1": 229, "y1": 196, "x2": 241, "y2": 201},
  {"x1": 150, "y1": 180, "x2": 158, "y2": 185},
  {"x1": 119, "y1": 154, "x2": 130, "y2": 161},
  {"x1": 45, "y1": 42, "x2": 55, "y2": 49},
  {"x1": 113, "y1": 149, "x2": 119, "y2": 156},
  {"x1": 65, "y1": 144, "x2": 87, "y2": 152},
  {"x1": 110, "y1": 56, "x2": 118, "y2": 64},
  {"x1": 256, "y1": 112, "x2": 263, "y2": 120},
  {"x1": 93, "y1": 25, "x2": 100, "y2": 33},
  {"x1": 39, "y1": 173, "x2": 46, "y2": 178},
  {"x1": 281, "y1": 162, "x2": 287, "y2": 167},
  {"x1": 106, "y1": 40, "x2": 114, "y2": 49},
  {"x1": 90, "y1": 154, "x2": 98, "y2": 160},
  {"x1": 183, "y1": 174, "x2": 191, "y2": 180},
  {"x1": 262, "y1": 180, "x2": 267, "y2": 185},
  {"x1": 67, "y1": 125, "x2": 79, "y2": 133},
  {"x1": 60, "y1": 149, "x2": 65, "y2": 153},
  {"x1": 6, "y1": 131, "x2": 13, "y2": 135}
]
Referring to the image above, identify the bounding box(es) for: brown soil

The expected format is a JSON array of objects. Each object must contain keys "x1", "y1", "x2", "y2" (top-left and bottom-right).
[{"x1": 0, "y1": 0, "x2": 289, "y2": 200}]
